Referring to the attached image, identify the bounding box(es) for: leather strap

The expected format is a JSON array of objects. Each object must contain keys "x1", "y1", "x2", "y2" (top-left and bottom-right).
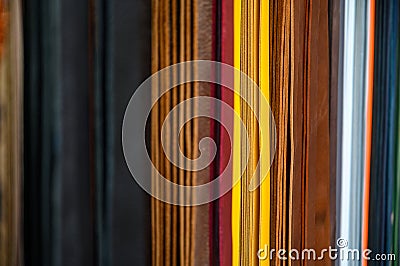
[
  {"x1": 218, "y1": 0, "x2": 234, "y2": 264},
  {"x1": 306, "y1": 1, "x2": 331, "y2": 264},
  {"x1": 0, "y1": 1, "x2": 23, "y2": 264},
  {"x1": 232, "y1": 0, "x2": 242, "y2": 264},
  {"x1": 291, "y1": 0, "x2": 306, "y2": 265},
  {"x1": 362, "y1": 1, "x2": 375, "y2": 264},
  {"x1": 328, "y1": 0, "x2": 340, "y2": 257},
  {"x1": 259, "y1": 0, "x2": 271, "y2": 265}
]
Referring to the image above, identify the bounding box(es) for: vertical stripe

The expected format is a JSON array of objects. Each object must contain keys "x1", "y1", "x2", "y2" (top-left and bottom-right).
[
  {"x1": 232, "y1": 0, "x2": 242, "y2": 264},
  {"x1": 362, "y1": 0, "x2": 375, "y2": 264},
  {"x1": 259, "y1": 0, "x2": 270, "y2": 265}
]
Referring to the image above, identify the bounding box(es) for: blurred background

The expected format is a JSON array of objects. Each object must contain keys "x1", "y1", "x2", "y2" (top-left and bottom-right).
[{"x1": 1, "y1": 0, "x2": 152, "y2": 265}]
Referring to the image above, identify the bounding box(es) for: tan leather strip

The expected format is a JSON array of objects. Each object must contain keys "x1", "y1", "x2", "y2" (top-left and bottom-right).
[
  {"x1": 170, "y1": 0, "x2": 178, "y2": 265},
  {"x1": 269, "y1": 1, "x2": 277, "y2": 263},
  {"x1": 177, "y1": 0, "x2": 185, "y2": 263},
  {"x1": 163, "y1": 0, "x2": 172, "y2": 264},
  {"x1": 192, "y1": 0, "x2": 213, "y2": 264},
  {"x1": 288, "y1": 0, "x2": 297, "y2": 265},
  {"x1": 282, "y1": 2, "x2": 290, "y2": 263},
  {"x1": 270, "y1": 0, "x2": 290, "y2": 264},
  {"x1": 185, "y1": 0, "x2": 192, "y2": 263},
  {"x1": 158, "y1": 0, "x2": 166, "y2": 263},
  {"x1": 0, "y1": 1, "x2": 23, "y2": 264}
]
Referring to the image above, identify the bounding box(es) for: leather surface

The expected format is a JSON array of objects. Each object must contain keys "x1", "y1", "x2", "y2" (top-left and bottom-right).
[
  {"x1": 306, "y1": 1, "x2": 331, "y2": 264},
  {"x1": 291, "y1": 1, "x2": 306, "y2": 265},
  {"x1": 218, "y1": 0, "x2": 234, "y2": 264},
  {"x1": 270, "y1": 1, "x2": 332, "y2": 265},
  {"x1": 150, "y1": 0, "x2": 214, "y2": 264},
  {"x1": 362, "y1": 1, "x2": 375, "y2": 264},
  {"x1": 192, "y1": 0, "x2": 213, "y2": 265},
  {"x1": 328, "y1": 0, "x2": 340, "y2": 256},
  {"x1": 0, "y1": 1, "x2": 23, "y2": 264}
]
